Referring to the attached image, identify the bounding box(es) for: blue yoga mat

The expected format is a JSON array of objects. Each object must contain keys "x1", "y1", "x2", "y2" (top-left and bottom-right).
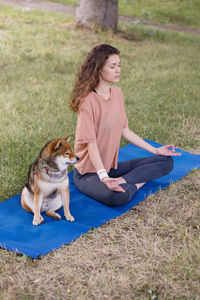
[{"x1": 0, "y1": 140, "x2": 200, "y2": 258}]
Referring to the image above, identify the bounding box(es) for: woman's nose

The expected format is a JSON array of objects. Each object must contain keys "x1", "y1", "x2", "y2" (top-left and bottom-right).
[{"x1": 116, "y1": 67, "x2": 120, "y2": 74}]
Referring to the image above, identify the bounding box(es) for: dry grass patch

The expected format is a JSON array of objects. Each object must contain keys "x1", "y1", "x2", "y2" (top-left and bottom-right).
[{"x1": 0, "y1": 171, "x2": 199, "y2": 299}]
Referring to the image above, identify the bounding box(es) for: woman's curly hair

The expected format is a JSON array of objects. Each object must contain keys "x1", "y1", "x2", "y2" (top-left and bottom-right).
[{"x1": 69, "y1": 44, "x2": 120, "y2": 112}]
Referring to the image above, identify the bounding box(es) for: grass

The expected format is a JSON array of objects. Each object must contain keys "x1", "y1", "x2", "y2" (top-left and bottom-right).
[
  {"x1": 0, "y1": 3, "x2": 200, "y2": 300},
  {"x1": 46, "y1": 0, "x2": 200, "y2": 28}
]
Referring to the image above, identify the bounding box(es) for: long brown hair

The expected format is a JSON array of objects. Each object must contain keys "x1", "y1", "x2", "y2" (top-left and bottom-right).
[{"x1": 69, "y1": 44, "x2": 120, "y2": 112}]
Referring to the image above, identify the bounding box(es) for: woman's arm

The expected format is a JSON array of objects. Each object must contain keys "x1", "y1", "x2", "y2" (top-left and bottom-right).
[
  {"x1": 87, "y1": 142, "x2": 125, "y2": 192},
  {"x1": 87, "y1": 142, "x2": 105, "y2": 171},
  {"x1": 122, "y1": 127, "x2": 157, "y2": 154},
  {"x1": 122, "y1": 127, "x2": 181, "y2": 156}
]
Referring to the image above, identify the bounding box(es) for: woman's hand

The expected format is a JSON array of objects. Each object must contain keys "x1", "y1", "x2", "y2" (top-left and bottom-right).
[
  {"x1": 102, "y1": 177, "x2": 125, "y2": 192},
  {"x1": 155, "y1": 145, "x2": 182, "y2": 156}
]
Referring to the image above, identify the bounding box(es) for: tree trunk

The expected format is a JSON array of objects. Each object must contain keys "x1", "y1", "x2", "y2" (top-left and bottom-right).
[{"x1": 76, "y1": 0, "x2": 118, "y2": 32}]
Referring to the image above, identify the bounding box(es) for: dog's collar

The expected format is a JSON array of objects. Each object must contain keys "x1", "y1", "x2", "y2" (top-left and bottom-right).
[
  {"x1": 39, "y1": 160, "x2": 67, "y2": 182},
  {"x1": 39, "y1": 160, "x2": 61, "y2": 173}
]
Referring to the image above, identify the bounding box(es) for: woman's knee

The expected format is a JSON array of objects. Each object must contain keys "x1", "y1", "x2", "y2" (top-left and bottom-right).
[
  {"x1": 162, "y1": 156, "x2": 174, "y2": 174},
  {"x1": 166, "y1": 156, "x2": 174, "y2": 170}
]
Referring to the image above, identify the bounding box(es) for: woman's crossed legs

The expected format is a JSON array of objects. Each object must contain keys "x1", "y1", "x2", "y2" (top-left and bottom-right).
[{"x1": 73, "y1": 155, "x2": 173, "y2": 207}]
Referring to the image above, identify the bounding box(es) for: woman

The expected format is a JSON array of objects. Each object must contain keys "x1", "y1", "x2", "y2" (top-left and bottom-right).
[{"x1": 69, "y1": 44, "x2": 181, "y2": 206}]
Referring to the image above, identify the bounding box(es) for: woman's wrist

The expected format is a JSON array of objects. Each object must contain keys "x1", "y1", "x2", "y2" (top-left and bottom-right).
[
  {"x1": 97, "y1": 169, "x2": 109, "y2": 181},
  {"x1": 153, "y1": 147, "x2": 159, "y2": 155}
]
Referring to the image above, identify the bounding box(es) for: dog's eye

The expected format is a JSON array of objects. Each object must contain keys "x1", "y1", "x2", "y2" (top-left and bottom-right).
[{"x1": 65, "y1": 152, "x2": 70, "y2": 155}]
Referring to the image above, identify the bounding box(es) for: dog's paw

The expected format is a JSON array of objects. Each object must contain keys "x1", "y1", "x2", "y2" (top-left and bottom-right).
[
  {"x1": 65, "y1": 214, "x2": 75, "y2": 222},
  {"x1": 33, "y1": 215, "x2": 44, "y2": 226}
]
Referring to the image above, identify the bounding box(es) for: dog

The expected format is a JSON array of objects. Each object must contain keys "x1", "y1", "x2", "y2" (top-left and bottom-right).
[{"x1": 21, "y1": 135, "x2": 79, "y2": 226}]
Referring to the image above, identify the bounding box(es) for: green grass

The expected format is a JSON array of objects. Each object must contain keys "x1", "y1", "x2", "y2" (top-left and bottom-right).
[
  {"x1": 0, "y1": 3, "x2": 200, "y2": 202},
  {"x1": 46, "y1": 0, "x2": 200, "y2": 28},
  {"x1": 0, "y1": 4, "x2": 200, "y2": 300}
]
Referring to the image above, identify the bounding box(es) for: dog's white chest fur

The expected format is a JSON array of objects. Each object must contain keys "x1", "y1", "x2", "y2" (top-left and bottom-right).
[
  {"x1": 38, "y1": 177, "x2": 69, "y2": 196},
  {"x1": 41, "y1": 170, "x2": 68, "y2": 183}
]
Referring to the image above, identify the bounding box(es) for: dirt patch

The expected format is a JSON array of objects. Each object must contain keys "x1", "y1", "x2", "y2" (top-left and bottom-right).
[
  {"x1": 0, "y1": 0, "x2": 76, "y2": 14},
  {"x1": 119, "y1": 15, "x2": 200, "y2": 35},
  {"x1": 0, "y1": 0, "x2": 200, "y2": 35}
]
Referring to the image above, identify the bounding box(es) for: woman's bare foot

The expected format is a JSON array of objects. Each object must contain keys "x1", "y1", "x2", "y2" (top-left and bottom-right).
[
  {"x1": 118, "y1": 177, "x2": 126, "y2": 184},
  {"x1": 135, "y1": 182, "x2": 146, "y2": 190},
  {"x1": 117, "y1": 177, "x2": 146, "y2": 190}
]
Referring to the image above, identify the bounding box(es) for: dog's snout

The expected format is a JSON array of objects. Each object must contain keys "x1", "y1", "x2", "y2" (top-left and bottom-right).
[{"x1": 76, "y1": 157, "x2": 80, "y2": 161}]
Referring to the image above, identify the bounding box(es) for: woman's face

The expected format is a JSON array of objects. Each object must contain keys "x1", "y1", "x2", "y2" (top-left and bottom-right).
[{"x1": 100, "y1": 54, "x2": 121, "y2": 84}]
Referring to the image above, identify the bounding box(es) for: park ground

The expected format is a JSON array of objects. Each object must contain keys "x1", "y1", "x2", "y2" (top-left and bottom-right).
[{"x1": 0, "y1": 1, "x2": 200, "y2": 299}]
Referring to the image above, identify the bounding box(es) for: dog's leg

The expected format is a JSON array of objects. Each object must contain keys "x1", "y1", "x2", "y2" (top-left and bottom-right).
[
  {"x1": 33, "y1": 193, "x2": 44, "y2": 226},
  {"x1": 61, "y1": 187, "x2": 74, "y2": 222},
  {"x1": 21, "y1": 187, "x2": 34, "y2": 213},
  {"x1": 45, "y1": 210, "x2": 62, "y2": 220}
]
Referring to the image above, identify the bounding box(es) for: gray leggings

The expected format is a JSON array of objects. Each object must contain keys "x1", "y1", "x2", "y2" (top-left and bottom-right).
[{"x1": 73, "y1": 155, "x2": 173, "y2": 207}]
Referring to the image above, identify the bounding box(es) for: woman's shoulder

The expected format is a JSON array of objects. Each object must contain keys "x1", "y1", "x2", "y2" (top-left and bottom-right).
[
  {"x1": 79, "y1": 91, "x2": 96, "y2": 110},
  {"x1": 111, "y1": 86, "x2": 123, "y2": 96},
  {"x1": 111, "y1": 86, "x2": 124, "y2": 102}
]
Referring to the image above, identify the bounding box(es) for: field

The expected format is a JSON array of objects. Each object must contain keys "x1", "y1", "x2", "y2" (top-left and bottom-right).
[{"x1": 0, "y1": 2, "x2": 200, "y2": 299}]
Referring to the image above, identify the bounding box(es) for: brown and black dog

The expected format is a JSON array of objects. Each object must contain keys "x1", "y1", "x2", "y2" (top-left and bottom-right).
[{"x1": 21, "y1": 136, "x2": 79, "y2": 226}]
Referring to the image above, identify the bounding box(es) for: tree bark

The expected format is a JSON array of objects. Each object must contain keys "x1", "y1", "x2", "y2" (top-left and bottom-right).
[{"x1": 76, "y1": 0, "x2": 118, "y2": 32}]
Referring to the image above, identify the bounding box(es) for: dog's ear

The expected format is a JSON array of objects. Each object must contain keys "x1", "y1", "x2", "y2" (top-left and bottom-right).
[
  {"x1": 55, "y1": 139, "x2": 61, "y2": 150},
  {"x1": 64, "y1": 135, "x2": 70, "y2": 142},
  {"x1": 47, "y1": 139, "x2": 61, "y2": 153}
]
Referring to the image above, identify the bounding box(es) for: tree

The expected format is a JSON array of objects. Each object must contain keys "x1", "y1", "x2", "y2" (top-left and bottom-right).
[{"x1": 76, "y1": 0, "x2": 118, "y2": 32}]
